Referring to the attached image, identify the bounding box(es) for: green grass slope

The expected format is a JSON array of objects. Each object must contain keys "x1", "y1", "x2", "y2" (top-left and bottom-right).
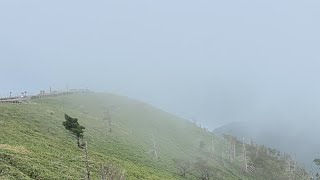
[{"x1": 0, "y1": 93, "x2": 310, "y2": 179}]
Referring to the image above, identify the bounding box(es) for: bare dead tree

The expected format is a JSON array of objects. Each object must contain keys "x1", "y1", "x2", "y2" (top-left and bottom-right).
[
  {"x1": 148, "y1": 133, "x2": 158, "y2": 159},
  {"x1": 255, "y1": 144, "x2": 260, "y2": 159},
  {"x1": 239, "y1": 138, "x2": 255, "y2": 176},
  {"x1": 311, "y1": 163, "x2": 315, "y2": 179},
  {"x1": 103, "y1": 105, "x2": 120, "y2": 133},
  {"x1": 283, "y1": 154, "x2": 309, "y2": 179},
  {"x1": 221, "y1": 143, "x2": 226, "y2": 168},
  {"x1": 173, "y1": 159, "x2": 192, "y2": 177},
  {"x1": 104, "y1": 109, "x2": 112, "y2": 133},
  {"x1": 285, "y1": 158, "x2": 295, "y2": 180},
  {"x1": 249, "y1": 140, "x2": 260, "y2": 159},
  {"x1": 101, "y1": 164, "x2": 106, "y2": 180},
  {"x1": 209, "y1": 140, "x2": 215, "y2": 156},
  {"x1": 231, "y1": 138, "x2": 236, "y2": 160},
  {"x1": 223, "y1": 134, "x2": 236, "y2": 161},
  {"x1": 194, "y1": 158, "x2": 215, "y2": 180},
  {"x1": 243, "y1": 142, "x2": 248, "y2": 172},
  {"x1": 83, "y1": 141, "x2": 91, "y2": 180},
  {"x1": 100, "y1": 162, "x2": 126, "y2": 180},
  {"x1": 293, "y1": 159, "x2": 296, "y2": 172}
]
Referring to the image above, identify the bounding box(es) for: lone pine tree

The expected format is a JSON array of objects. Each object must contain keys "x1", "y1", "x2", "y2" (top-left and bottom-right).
[{"x1": 63, "y1": 114, "x2": 85, "y2": 147}]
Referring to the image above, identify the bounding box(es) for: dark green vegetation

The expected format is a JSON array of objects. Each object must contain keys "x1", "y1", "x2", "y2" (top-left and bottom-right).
[
  {"x1": 0, "y1": 93, "x2": 310, "y2": 179},
  {"x1": 63, "y1": 114, "x2": 85, "y2": 147}
]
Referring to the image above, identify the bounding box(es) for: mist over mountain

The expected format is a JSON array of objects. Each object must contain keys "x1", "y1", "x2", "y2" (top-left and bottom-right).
[
  {"x1": 1, "y1": 1, "x2": 320, "y2": 178},
  {"x1": 1, "y1": 0, "x2": 320, "y2": 130},
  {"x1": 214, "y1": 121, "x2": 320, "y2": 170}
]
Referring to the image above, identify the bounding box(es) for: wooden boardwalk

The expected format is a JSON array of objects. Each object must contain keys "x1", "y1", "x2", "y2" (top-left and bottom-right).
[
  {"x1": 0, "y1": 89, "x2": 90, "y2": 104},
  {"x1": 31, "y1": 89, "x2": 90, "y2": 100},
  {"x1": 0, "y1": 96, "x2": 27, "y2": 104}
]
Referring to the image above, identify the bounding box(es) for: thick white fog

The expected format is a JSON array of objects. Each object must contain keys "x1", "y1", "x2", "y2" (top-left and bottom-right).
[{"x1": 1, "y1": 0, "x2": 320, "y2": 130}]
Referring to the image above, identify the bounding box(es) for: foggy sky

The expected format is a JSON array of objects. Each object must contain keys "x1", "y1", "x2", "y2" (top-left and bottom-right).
[{"x1": 1, "y1": 0, "x2": 320, "y2": 129}]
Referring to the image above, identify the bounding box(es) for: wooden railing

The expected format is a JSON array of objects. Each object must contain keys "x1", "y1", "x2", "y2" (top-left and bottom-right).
[
  {"x1": 30, "y1": 89, "x2": 90, "y2": 100},
  {"x1": 0, "y1": 89, "x2": 91, "y2": 103}
]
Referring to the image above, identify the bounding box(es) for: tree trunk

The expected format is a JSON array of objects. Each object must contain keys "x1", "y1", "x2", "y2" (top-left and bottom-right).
[
  {"x1": 77, "y1": 136, "x2": 80, "y2": 147},
  {"x1": 84, "y1": 142, "x2": 91, "y2": 180}
]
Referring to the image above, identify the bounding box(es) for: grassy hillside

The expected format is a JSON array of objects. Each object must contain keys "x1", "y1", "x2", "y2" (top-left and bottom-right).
[{"x1": 0, "y1": 93, "x2": 310, "y2": 179}]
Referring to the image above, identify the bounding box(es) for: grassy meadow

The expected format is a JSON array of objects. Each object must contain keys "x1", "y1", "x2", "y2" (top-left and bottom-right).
[{"x1": 0, "y1": 93, "x2": 309, "y2": 179}]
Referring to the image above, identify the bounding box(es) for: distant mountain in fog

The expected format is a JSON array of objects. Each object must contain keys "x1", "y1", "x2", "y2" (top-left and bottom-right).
[{"x1": 213, "y1": 121, "x2": 319, "y2": 170}]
